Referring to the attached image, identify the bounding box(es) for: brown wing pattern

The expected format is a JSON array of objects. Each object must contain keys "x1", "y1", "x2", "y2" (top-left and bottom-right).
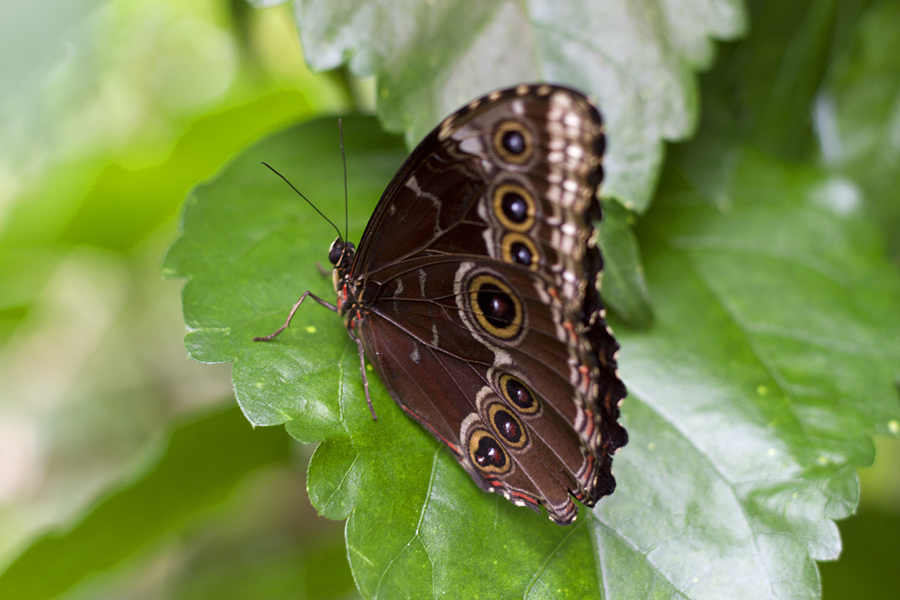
[
  {"x1": 357, "y1": 254, "x2": 623, "y2": 524},
  {"x1": 345, "y1": 84, "x2": 627, "y2": 524}
]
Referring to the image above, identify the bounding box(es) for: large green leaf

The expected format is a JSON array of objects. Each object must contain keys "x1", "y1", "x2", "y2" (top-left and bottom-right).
[
  {"x1": 611, "y1": 146, "x2": 900, "y2": 599},
  {"x1": 164, "y1": 108, "x2": 900, "y2": 597},
  {"x1": 293, "y1": 0, "x2": 746, "y2": 213}
]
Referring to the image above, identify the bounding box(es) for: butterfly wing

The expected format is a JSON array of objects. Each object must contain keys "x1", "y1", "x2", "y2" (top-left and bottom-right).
[
  {"x1": 358, "y1": 255, "x2": 625, "y2": 524},
  {"x1": 354, "y1": 85, "x2": 601, "y2": 280},
  {"x1": 346, "y1": 84, "x2": 626, "y2": 524}
]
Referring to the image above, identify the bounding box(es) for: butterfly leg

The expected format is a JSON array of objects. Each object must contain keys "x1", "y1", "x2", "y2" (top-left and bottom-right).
[
  {"x1": 253, "y1": 290, "x2": 337, "y2": 341},
  {"x1": 351, "y1": 333, "x2": 378, "y2": 421}
]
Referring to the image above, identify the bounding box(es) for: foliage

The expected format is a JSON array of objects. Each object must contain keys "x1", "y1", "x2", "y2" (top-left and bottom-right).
[
  {"x1": 1, "y1": 0, "x2": 899, "y2": 599},
  {"x1": 162, "y1": 1, "x2": 900, "y2": 599},
  {"x1": 0, "y1": 407, "x2": 291, "y2": 600}
]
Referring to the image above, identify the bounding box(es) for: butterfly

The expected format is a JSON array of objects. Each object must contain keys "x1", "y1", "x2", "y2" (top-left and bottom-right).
[{"x1": 256, "y1": 84, "x2": 627, "y2": 525}]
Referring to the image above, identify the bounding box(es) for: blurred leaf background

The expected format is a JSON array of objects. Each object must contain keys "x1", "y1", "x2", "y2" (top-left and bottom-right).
[
  {"x1": 0, "y1": 1, "x2": 358, "y2": 598},
  {"x1": 0, "y1": 0, "x2": 897, "y2": 599}
]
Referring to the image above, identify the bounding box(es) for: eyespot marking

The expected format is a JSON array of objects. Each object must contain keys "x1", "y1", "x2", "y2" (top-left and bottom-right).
[
  {"x1": 501, "y1": 232, "x2": 539, "y2": 270},
  {"x1": 488, "y1": 402, "x2": 528, "y2": 449},
  {"x1": 492, "y1": 120, "x2": 533, "y2": 164},
  {"x1": 467, "y1": 274, "x2": 524, "y2": 340},
  {"x1": 492, "y1": 182, "x2": 535, "y2": 232},
  {"x1": 468, "y1": 429, "x2": 510, "y2": 475},
  {"x1": 498, "y1": 373, "x2": 541, "y2": 415}
]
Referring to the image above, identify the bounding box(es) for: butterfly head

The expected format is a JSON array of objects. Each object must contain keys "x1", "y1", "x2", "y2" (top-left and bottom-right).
[
  {"x1": 328, "y1": 236, "x2": 356, "y2": 288},
  {"x1": 328, "y1": 237, "x2": 356, "y2": 268}
]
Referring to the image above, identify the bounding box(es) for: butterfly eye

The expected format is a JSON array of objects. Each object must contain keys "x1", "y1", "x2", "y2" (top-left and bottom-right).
[
  {"x1": 492, "y1": 120, "x2": 534, "y2": 164},
  {"x1": 328, "y1": 239, "x2": 344, "y2": 265}
]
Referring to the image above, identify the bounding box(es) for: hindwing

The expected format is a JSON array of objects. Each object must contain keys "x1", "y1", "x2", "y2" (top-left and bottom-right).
[{"x1": 339, "y1": 84, "x2": 627, "y2": 524}]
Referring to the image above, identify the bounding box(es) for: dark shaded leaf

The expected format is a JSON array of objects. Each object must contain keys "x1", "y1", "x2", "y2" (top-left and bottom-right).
[{"x1": 598, "y1": 197, "x2": 653, "y2": 326}]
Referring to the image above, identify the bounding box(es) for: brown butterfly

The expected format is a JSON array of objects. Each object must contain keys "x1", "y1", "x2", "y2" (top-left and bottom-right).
[{"x1": 257, "y1": 84, "x2": 627, "y2": 524}]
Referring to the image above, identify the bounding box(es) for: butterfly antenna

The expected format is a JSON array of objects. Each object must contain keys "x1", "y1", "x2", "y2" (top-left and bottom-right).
[
  {"x1": 338, "y1": 118, "x2": 349, "y2": 242},
  {"x1": 260, "y1": 162, "x2": 343, "y2": 242}
]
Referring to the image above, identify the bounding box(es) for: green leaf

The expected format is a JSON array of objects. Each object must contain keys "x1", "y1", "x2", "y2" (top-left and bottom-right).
[
  {"x1": 608, "y1": 144, "x2": 900, "y2": 599},
  {"x1": 292, "y1": 0, "x2": 747, "y2": 212},
  {"x1": 164, "y1": 116, "x2": 408, "y2": 426},
  {"x1": 0, "y1": 406, "x2": 292, "y2": 600},
  {"x1": 165, "y1": 110, "x2": 900, "y2": 598},
  {"x1": 817, "y1": 0, "x2": 900, "y2": 262},
  {"x1": 598, "y1": 197, "x2": 653, "y2": 327},
  {"x1": 701, "y1": 0, "x2": 862, "y2": 160},
  {"x1": 169, "y1": 523, "x2": 355, "y2": 600}
]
